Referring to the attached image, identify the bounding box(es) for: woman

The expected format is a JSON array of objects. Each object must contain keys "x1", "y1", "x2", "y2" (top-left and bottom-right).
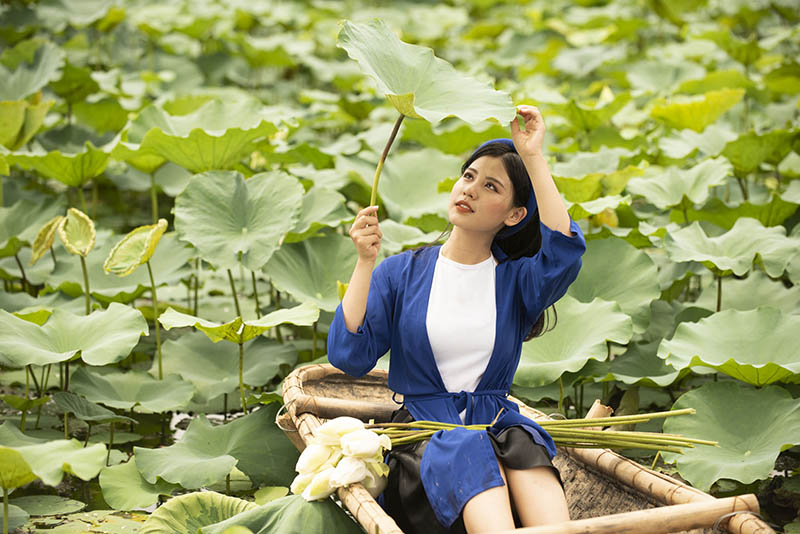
[{"x1": 327, "y1": 105, "x2": 586, "y2": 533}]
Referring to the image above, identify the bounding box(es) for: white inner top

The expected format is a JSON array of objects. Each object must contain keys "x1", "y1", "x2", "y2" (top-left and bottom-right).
[{"x1": 425, "y1": 247, "x2": 498, "y2": 422}]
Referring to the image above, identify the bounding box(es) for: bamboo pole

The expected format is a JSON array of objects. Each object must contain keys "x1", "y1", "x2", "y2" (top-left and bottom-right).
[{"x1": 495, "y1": 495, "x2": 759, "y2": 534}]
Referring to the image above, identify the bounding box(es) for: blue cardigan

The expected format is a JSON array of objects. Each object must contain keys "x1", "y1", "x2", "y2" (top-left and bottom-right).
[{"x1": 327, "y1": 218, "x2": 586, "y2": 527}]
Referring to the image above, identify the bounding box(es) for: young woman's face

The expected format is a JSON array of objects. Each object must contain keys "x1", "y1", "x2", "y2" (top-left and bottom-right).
[{"x1": 448, "y1": 155, "x2": 525, "y2": 233}]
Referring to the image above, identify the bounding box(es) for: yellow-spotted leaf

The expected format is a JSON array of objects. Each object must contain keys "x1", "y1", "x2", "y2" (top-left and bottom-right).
[
  {"x1": 650, "y1": 89, "x2": 745, "y2": 132},
  {"x1": 30, "y1": 215, "x2": 64, "y2": 266},
  {"x1": 104, "y1": 219, "x2": 168, "y2": 276},
  {"x1": 57, "y1": 208, "x2": 95, "y2": 257}
]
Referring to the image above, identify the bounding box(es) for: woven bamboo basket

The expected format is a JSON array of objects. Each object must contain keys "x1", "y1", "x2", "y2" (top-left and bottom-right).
[{"x1": 279, "y1": 364, "x2": 774, "y2": 534}]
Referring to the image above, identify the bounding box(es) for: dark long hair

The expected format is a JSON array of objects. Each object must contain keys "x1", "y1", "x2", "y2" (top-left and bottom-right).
[{"x1": 420, "y1": 142, "x2": 558, "y2": 341}]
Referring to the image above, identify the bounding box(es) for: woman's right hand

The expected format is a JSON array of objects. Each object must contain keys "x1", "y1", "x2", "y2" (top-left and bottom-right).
[{"x1": 349, "y1": 206, "x2": 382, "y2": 262}]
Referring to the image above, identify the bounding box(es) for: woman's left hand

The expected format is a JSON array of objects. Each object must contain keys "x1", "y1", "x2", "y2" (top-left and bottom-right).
[{"x1": 510, "y1": 105, "x2": 546, "y2": 158}]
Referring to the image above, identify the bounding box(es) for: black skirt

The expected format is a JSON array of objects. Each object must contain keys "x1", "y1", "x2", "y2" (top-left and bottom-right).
[{"x1": 381, "y1": 406, "x2": 565, "y2": 534}]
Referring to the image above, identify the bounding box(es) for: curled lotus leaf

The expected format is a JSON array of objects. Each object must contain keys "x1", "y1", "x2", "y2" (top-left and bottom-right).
[
  {"x1": 337, "y1": 19, "x2": 515, "y2": 124},
  {"x1": 57, "y1": 207, "x2": 95, "y2": 257},
  {"x1": 0, "y1": 40, "x2": 64, "y2": 101},
  {"x1": 30, "y1": 215, "x2": 64, "y2": 266},
  {"x1": 139, "y1": 491, "x2": 256, "y2": 534},
  {"x1": 104, "y1": 218, "x2": 168, "y2": 276}
]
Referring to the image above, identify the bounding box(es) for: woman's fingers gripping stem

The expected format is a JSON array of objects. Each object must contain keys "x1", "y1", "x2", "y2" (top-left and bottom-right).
[
  {"x1": 511, "y1": 104, "x2": 546, "y2": 158},
  {"x1": 349, "y1": 205, "x2": 382, "y2": 262}
]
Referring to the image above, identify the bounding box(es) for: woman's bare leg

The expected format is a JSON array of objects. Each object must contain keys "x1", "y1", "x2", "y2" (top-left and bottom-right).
[
  {"x1": 505, "y1": 466, "x2": 570, "y2": 526},
  {"x1": 462, "y1": 458, "x2": 515, "y2": 533}
]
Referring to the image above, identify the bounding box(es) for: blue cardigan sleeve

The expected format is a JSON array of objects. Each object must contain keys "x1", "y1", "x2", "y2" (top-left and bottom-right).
[
  {"x1": 327, "y1": 257, "x2": 396, "y2": 378},
  {"x1": 517, "y1": 218, "x2": 586, "y2": 323}
]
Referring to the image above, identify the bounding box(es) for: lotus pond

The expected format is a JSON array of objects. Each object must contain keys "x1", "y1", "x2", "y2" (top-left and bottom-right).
[{"x1": 1, "y1": 0, "x2": 799, "y2": 532}]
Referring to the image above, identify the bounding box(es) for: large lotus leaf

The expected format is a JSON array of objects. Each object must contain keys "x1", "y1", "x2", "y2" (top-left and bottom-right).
[
  {"x1": 650, "y1": 89, "x2": 745, "y2": 132},
  {"x1": 591, "y1": 341, "x2": 685, "y2": 387},
  {"x1": 0, "y1": 198, "x2": 64, "y2": 258},
  {"x1": 624, "y1": 59, "x2": 706, "y2": 94},
  {"x1": 380, "y1": 219, "x2": 442, "y2": 254},
  {"x1": 284, "y1": 187, "x2": 351, "y2": 244},
  {"x1": 104, "y1": 219, "x2": 168, "y2": 276},
  {"x1": 134, "y1": 405, "x2": 299, "y2": 489},
  {"x1": 694, "y1": 270, "x2": 800, "y2": 314},
  {"x1": 99, "y1": 458, "x2": 179, "y2": 511},
  {"x1": 47, "y1": 231, "x2": 194, "y2": 304},
  {"x1": 0, "y1": 98, "x2": 52, "y2": 150},
  {"x1": 138, "y1": 491, "x2": 257, "y2": 534},
  {"x1": 152, "y1": 332, "x2": 297, "y2": 402},
  {"x1": 201, "y1": 494, "x2": 363, "y2": 534},
  {"x1": 0, "y1": 303, "x2": 148, "y2": 367},
  {"x1": 625, "y1": 157, "x2": 732, "y2": 210},
  {"x1": 565, "y1": 194, "x2": 631, "y2": 221},
  {"x1": 0, "y1": 502, "x2": 28, "y2": 531},
  {"x1": 664, "y1": 217, "x2": 800, "y2": 277},
  {"x1": 264, "y1": 234, "x2": 361, "y2": 312},
  {"x1": 70, "y1": 367, "x2": 194, "y2": 413},
  {"x1": 400, "y1": 119, "x2": 509, "y2": 155},
  {"x1": 658, "y1": 307, "x2": 800, "y2": 385},
  {"x1": 52, "y1": 392, "x2": 135, "y2": 424},
  {"x1": 0, "y1": 422, "x2": 106, "y2": 488},
  {"x1": 158, "y1": 302, "x2": 319, "y2": 344},
  {"x1": 0, "y1": 40, "x2": 64, "y2": 100},
  {"x1": 658, "y1": 125, "x2": 739, "y2": 159},
  {"x1": 514, "y1": 296, "x2": 633, "y2": 387},
  {"x1": 174, "y1": 170, "x2": 303, "y2": 271},
  {"x1": 567, "y1": 237, "x2": 660, "y2": 333},
  {"x1": 661, "y1": 381, "x2": 800, "y2": 491},
  {"x1": 337, "y1": 19, "x2": 515, "y2": 124},
  {"x1": 674, "y1": 194, "x2": 799, "y2": 230},
  {"x1": 112, "y1": 97, "x2": 285, "y2": 174},
  {"x1": 0, "y1": 446, "x2": 36, "y2": 490},
  {"x1": 721, "y1": 129, "x2": 797, "y2": 175},
  {"x1": 547, "y1": 92, "x2": 631, "y2": 133},
  {"x1": 57, "y1": 207, "x2": 95, "y2": 257},
  {"x1": 377, "y1": 148, "x2": 462, "y2": 223}
]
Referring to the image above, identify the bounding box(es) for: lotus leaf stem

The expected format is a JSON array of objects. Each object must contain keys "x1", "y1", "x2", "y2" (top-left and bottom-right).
[
  {"x1": 251, "y1": 271, "x2": 261, "y2": 318},
  {"x1": 226, "y1": 473, "x2": 231, "y2": 494},
  {"x1": 106, "y1": 423, "x2": 114, "y2": 466},
  {"x1": 716, "y1": 275, "x2": 722, "y2": 312},
  {"x1": 150, "y1": 172, "x2": 158, "y2": 224},
  {"x1": 227, "y1": 269, "x2": 242, "y2": 318},
  {"x1": 312, "y1": 321, "x2": 317, "y2": 359},
  {"x1": 146, "y1": 260, "x2": 163, "y2": 379},
  {"x1": 558, "y1": 376, "x2": 564, "y2": 415},
  {"x1": 91, "y1": 182, "x2": 98, "y2": 219},
  {"x1": 4, "y1": 487, "x2": 9, "y2": 534},
  {"x1": 13, "y1": 253, "x2": 28, "y2": 294},
  {"x1": 239, "y1": 342, "x2": 247, "y2": 415},
  {"x1": 80, "y1": 255, "x2": 91, "y2": 315},
  {"x1": 651, "y1": 451, "x2": 661, "y2": 470},
  {"x1": 76, "y1": 186, "x2": 88, "y2": 214},
  {"x1": 370, "y1": 114, "x2": 405, "y2": 207},
  {"x1": 193, "y1": 258, "x2": 200, "y2": 316}
]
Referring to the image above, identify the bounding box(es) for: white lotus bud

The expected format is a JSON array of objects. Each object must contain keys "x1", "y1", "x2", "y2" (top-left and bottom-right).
[
  {"x1": 313, "y1": 417, "x2": 365, "y2": 446},
  {"x1": 301, "y1": 467, "x2": 336, "y2": 501},
  {"x1": 295, "y1": 443, "x2": 335, "y2": 474},
  {"x1": 340, "y1": 429, "x2": 387, "y2": 458},
  {"x1": 290, "y1": 472, "x2": 314, "y2": 495},
  {"x1": 329, "y1": 456, "x2": 369, "y2": 488}
]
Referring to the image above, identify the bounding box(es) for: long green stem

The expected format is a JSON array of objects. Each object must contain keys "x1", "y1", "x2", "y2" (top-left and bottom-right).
[
  {"x1": 239, "y1": 343, "x2": 247, "y2": 415},
  {"x1": 146, "y1": 261, "x2": 163, "y2": 379},
  {"x1": 370, "y1": 114, "x2": 405, "y2": 206},
  {"x1": 80, "y1": 255, "x2": 91, "y2": 315},
  {"x1": 312, "y1": 321, "x2": 317, "y2": 359},
  {"x1": 274, "y1": 290, "x2": 282, "y2": 343},
  {"x1": 251, "y1": 271, "x2": 261, "y2": 318},
  {"x1": 76, "y1": 186, "x2": 88, "y2": 214},
  {"x1": 150, "y1": 172, "x2": 158, "y2": 224},
  {"x1": 13, "y1": 253, "x2": 28, "y2": 293},
  {"x1": 4, "y1": 487, "x2": 9, "y2": 534},
  {"x1": 558, "y1": 376, "x2": 564, "y2": 415},
  {"x1": 106, "y1": 423, "x2": 114, "y2": 466},
  {"x1": 20, "y1": 365, "x2": 30, "y2": 431},
  {"x1": 227, "y1": 269, "x2": 242, "y2": 318},
  {"x1": 193, "y1": 259, "x2": 199, "y2": 316},
  {"x1": 716, "y1": 275, "x2": 722, "y2": 312}
]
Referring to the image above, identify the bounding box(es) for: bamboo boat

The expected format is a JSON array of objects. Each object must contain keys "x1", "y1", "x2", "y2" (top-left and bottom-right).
[{"x1": 279, "y1": 364, "x2": 774, "y2": 534}]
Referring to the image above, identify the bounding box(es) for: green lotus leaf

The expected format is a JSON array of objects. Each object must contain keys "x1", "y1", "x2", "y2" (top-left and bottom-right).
[
  {"x1": 658, "y1": 307, "x2": 800, "y2": 385},
  {"x1": 568, "y1": 237, "x2": 660, "y2": 333},
  {"x1": 47, "y1": 231, "x2": 193, "y2": 304},
  {"x1": 764, "y1": 62, "x2": 800, "y2": 94},
  {"x1": 0, "y1": 303, "x2": 148, "y2": 367},
  {"x1": 0, "y1": 502, "x2": 28, "y2": 531},
  {"x1": 49, "y1": 62, "x2": 100, "y2": 103},
  {"x1": 70, "y1": 367, "x2": 194, "y2": 413},
  {"x1": 721, "y1": 129, "x2": 797, "y2": 175},
  {"x1": 201, "y1": 494, "x2": 363, "y2": 534},
  {"x1": 697, "y1": 30, "x2": 763, "y2": 66},
  {"x1": 57, "y1": 207, "x2": 95, "y2": 257},
  {"x1": 104, "y1": 218, "x2": 168, "y2": 276},
  {"x1": 112, "y1": 97, "x2": 286, "y2": 174},
  {"x1": 650, "y1": 89, "x2": 745, "y2": 132},
  {"x1": 400, "y1": 119, "x2": 510, "y2": 155},
  {"x1": 139, "y1": 491, "x2": 257, "y2": 534},
  {"x1": 658, "y1": 124, "x2": 738, "y2": 159},
  {"x1": 99, "y1": 458, "x2": 179, "y2": 511},
  {"x1": 624, "y1": 60, "x2": 706, "y2": 94},
  {"x1": 159, "y1": 302, "x2": 319, "y2": 344},
  {"x1": 264, "y1": 234, "x2": 361, "y2": 312},
  {"x1": 73, "y1": 96, "x2": 129, "y2": 135},
  {"x1": 0, "y1": 152, "x2": 7, "y2": 175},
  {"x1": 597, "y1": 341, "x2": 685, "y2": 387},
  {"x1": 625, "y1": 157, "x2": 732, "y2": 210},
  {"x1": 134, "y1": 405, "x2": 299, "y2": 489},
  {"x1": 174, "y1": 170, "x2": 304, "y2": 271},
  {"x1": 694, "y1": 270, "x2": 800, "y2": 314},
  {"x1": 676, "y1": 69, "x2": 755, "y2": 95},
  {"x1": 0, "y1": 40, "x2": 64, "y2": 100},
  {"x1": 284, "y1": 188, "x2": 351, "y2": 244},
  {"x1": 661, "y1": 381, "x2": 800, "y2": 491},
  {"x1": 7, "y1": 125, "x2": 113, "y2": 187},
  {"x1": 663, "y1": 217, "x2": 800, "y2": 277},
  {"x1": 565, "y1": 194, "x2": 631, "y2": 220},
  {"x1": 10, "y1": 495, "x2": 86, "y2": 516},
  {"x1": 337, "y1": 19, "x2": 515, "y2": 124},
  {"x1": 0, "y1": 198, "x2": 64, "y2": 259},
  {"x1": 672, "y1": 194, "x2": 799, "y2": 229},
  {"x1": 30, "y1": 214, "x2": 64, "y2": 265},
  {"x1": 379, "y1": 219, "x2": 442, "y2": 254},
  {"x1": 0, "y1": 98, "x2": 52, "y2": 150},
  {"x1": 0, "y1": 422, "x2": 106, "y2": 488},
  {"x1": 1, "y1": 394, "x2": 50, "y2": 412},
  {"x1": 253, "y1": 487, "x2": 289, "y2": 506},
  {"x1": 151, "y1": 332, "x2": 297, "y2": 402},
  {"x1": 35, "y1": 0, "x2": 117, "y2": 30},
  {"x1": 0, "y1": 447, "x2": 36, "y2": 490},
  {"x1": 515, "y1": 296, "x2": 633, "y2": 387},
  {"x1": 52, "y1": 392, "x2": 136, "y2": 424},
  {"x1": 784, "y1": 179, "x2": 800, "y2": 204},
  {"x1": 547, "y1": 92, "x2": 631, "y2": 133}
]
